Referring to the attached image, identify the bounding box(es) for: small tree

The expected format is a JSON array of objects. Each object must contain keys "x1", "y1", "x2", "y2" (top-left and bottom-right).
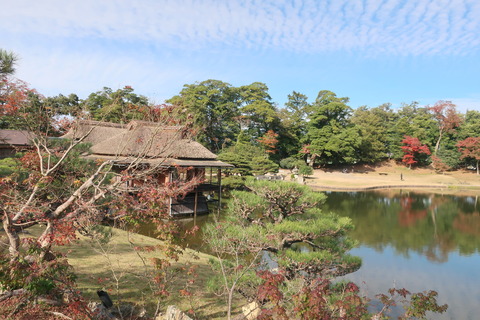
[
  {"x1": 0, "y1": 80, "x2": 200, "y2": 316},
  {"x1": 298, "y1": 164, "x2": 313, "y2": 177},
  {"x1": 257, "y1": 130, "x2": 279, "y2": 154},
  {"x1": 251, "y1": 156, "x2": 279, "y2": 175},
  {"x1": 456, "y1": 137, "x2": 480, "y2": 175},
  {"x1": 401, "y1": 136, "x2": 431, "y2": 169},
  {"x1": 204, "y1": 218, "x2": 267, "y2": 320},
  {"x1": 205, "y1": 180, "x2": 361, "y2": 318},
  {"x1": 431, "y1": 155, "x2": 451, "y2": 174},
  {"x1": 255, "y1": 274, "x2": 447, "y2": 319},
  {"x1": 218, "y1": 142, "x2": 278, "y2": 176},
  {"x1": 428, "y1": 101, "x2": 462, "y2": 156}
]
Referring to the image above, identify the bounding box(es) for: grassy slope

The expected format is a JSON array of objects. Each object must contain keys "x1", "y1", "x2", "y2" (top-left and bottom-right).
[{"x1": 64, "y1": 227, "x2": 243, "y2": 319}]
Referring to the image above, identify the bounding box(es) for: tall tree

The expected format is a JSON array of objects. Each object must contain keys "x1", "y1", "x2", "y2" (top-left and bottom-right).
[
  {"x1": 351, "y1": 106, "x2": 388, "y2": 163},
  {"x1": 428, "y1": 101, "x2": 462, "y2": 156},
  {"x1": 391, "y1": 102, "x2": 437, "y2": 160},
  {"x1": 83, "y1": 86, "x2": 150, "y2": 123},
  {"x1": 283, "y1": 91, "x2": 310, "y2": 134},
  {"x1": 0, "y1": 49, "x2": 18, "y2": 78},
  {"x1": 167, "y1": 80, "x2": 240, "y2": 152},
  {"x1": 277, "y1": 91, "x2": 311, "y2": 157},
  {"x1": 237, "y1": 82, "x2": 279, "y2": 141},
  {"x1": 458, "y1": 110, "x2": 480, "y2": 139},
  {"x1": 305, "y1": 90, "x2": 361, "y2": 166},
  {"x1": 371, "y1": 103, "x2": 399, "y2": 159}
]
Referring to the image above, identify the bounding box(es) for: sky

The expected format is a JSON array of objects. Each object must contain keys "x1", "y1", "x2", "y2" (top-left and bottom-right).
[{"x1": 2, "y1": 0, "x2": 480, "y2": 113}]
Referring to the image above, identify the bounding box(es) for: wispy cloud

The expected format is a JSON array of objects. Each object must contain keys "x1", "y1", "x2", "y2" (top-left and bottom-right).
[
  {"x1": 2, "y1": 0, "x2": 480, "y2": 109},
  {"x1": 447, "y1": 97, "x2": 480, "y2": 113},
  {"x1": 3, "y1": 0, "x2": 480, "y2": 56}
]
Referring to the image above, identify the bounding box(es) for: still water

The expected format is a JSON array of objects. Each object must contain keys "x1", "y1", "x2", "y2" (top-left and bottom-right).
[
  {"x1": 138, "y1": 190, "x2": 480, "y2": 319},
  {"x1": 323, "y1": 190, "x2": 480, "y2": 320}
]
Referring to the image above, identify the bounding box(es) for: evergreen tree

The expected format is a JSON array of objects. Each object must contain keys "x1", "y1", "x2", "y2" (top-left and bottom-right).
[
  {"x1": 167, "y1": 80, "x2": 240, "y2": 152},
  {"x1": 0, "y1": 49, "x2": 18, "y2": 78},
  {"x1": 205, "y1": 180, "x2": 361, "y2": 318},
  {"x1": 305, "y1": 90, "x2": 361, "y2": 166}
]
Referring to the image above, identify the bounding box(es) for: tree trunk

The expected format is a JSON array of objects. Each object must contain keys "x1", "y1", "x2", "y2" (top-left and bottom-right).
[
  {"x1": 434, "y1": 131, "x2": 443, "y2": 156},
  {"x1": 39, "y1": 221, "x2": 53, "y2": 249},
  {"x1": 227, "y1": 289, "x2": 234, "y2": 320},
  {"x1": 309, "y1": 153, "x2": 316, "y2": 167},
  {"x1": 3, "y1": 213, "x2": 20, "y2": 257}
]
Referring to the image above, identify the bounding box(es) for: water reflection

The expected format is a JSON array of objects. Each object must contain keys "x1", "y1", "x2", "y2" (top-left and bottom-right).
[
  {"x1": 324, "y1": 190, "x2": 480, "y2": 320},
  {"x1": 323, "y1": 190, "x2": 480, "y2": 262},
  {"x1": 133, "y1": 190, "x2": 480, "y2": 319}
]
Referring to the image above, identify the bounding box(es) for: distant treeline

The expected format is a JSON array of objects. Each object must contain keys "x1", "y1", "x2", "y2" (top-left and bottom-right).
[{"x1": 2, "y1": 78, "x2": 479, "y2": 172}]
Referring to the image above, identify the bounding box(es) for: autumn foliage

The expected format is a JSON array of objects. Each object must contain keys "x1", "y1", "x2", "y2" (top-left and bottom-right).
[
  {"x1": 0, "y1": 78, "x2": 35, "y2": 116},
  {"x1": 401, "y1": 136, "x2": 431, "y2": 168},
  {"x1": 456, "y1": 137, "x2": 480, "y2": 175},
  {"x1": 257, "y1": 130, "x2": 279, "y2": 154}
]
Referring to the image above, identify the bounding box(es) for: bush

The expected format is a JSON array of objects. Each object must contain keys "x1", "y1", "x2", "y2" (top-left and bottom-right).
[
  {"x1": 280, "y1": 157, "x2": 305, "y2": 170},
  {"x1": 279, "y1": 157, "x2": 297, "y2": 169},
  {"x1": 222, "y1": 175, "x2": 247, "y2": 190},
  {"x1": 299, "y1": 164, "x2": 313, "y2": 176},
  {"x1": 251, "y1": 156, "x2": 279, "y2": 175},
  {"x1": 436, "y1": 149, "x2": 462, "y2": 170}
]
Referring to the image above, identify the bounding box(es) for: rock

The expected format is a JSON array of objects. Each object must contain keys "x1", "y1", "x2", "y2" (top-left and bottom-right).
[
  {"x1": 112, "y1": 303, "x2": 146, "y2": 318},
  {"x1": 88, "y1": 302, "x2": 116, "y2": 319},
  {"x1": 242, "y1": 301, "x2": 260, "y2": 320},
  {"x1": 157, "y1": 305, "x2": 192, "y2": 320}
]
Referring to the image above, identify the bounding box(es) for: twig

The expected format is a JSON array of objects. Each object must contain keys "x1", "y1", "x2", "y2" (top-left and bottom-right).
[{"x1": 46, "y1": 311, "x2": 73, "y2": 320}]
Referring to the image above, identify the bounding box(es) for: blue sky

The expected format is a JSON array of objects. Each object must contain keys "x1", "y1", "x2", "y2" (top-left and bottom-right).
[{"x1": 2, "y1": 0, "x2": 480, "y2": 112}]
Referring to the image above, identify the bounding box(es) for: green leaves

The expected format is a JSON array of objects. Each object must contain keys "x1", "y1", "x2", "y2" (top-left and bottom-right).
[
  {"x1": 0, "y1": 48, "x2": 18, "y2": 77},
  {"x1": 305, "y1": 90, "x2": 361, "y2": 166},
  {"x1": 218, "y1": 142, "x2": 278, "y2": 176}
]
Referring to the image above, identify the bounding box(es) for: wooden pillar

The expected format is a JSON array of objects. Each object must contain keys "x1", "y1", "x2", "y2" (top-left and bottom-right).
[
  {"x1": 193, "y1": 191, "x2": 198, "y2": 224},
  {"x1": 209, "y1": 167, "x2": 213, "y2": 184},
  {"x1": 217, "y1": 168, "x2": 222, "y2": 211},
  {"x1": 168, "y1": 170, "x2": 173, "y2": 216}
]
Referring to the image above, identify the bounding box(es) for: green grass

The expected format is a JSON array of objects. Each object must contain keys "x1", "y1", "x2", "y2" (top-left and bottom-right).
[
  {"x1": 64, "y1": 226, "x2": 247, "y2": 319},
  {"x1": 1, "y1": 225, "x2": 245, "y2": 319}
]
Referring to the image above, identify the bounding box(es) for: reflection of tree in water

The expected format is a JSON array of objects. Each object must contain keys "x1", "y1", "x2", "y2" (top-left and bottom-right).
[
  {"x1": 398, "y1": 196, "x2": 428, "y2": 227},
  {"x1": 454, "y1": 213, "x2": 480, "y2": 236},
  {"x1": 323, "y1": 191, "x2": 480, "y2": 263}
]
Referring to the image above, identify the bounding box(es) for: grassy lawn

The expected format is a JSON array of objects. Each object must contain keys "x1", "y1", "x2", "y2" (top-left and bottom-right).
[
  {"x1": 65, "y1": 226, "x2": 246, "y2": 319},
  {"x1": 0, "y1": 225, "x2": 244, "y2": 319}
]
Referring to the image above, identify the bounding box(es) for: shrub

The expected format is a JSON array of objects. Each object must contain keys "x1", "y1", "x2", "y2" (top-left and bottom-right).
[{"x1": 299, "y1": 164, "x2": 313, "y2": 176}]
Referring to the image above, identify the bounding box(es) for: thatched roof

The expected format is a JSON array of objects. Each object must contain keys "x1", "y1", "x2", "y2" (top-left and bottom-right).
[
  {"x1": 0, "y1": 130, "x2": 32, "y2": 146},
  {"x1": 62, "y1": 120, "x2": 222, "y2": 162},
  {"x1": 83, "y1": 155, "x2": 234, "y2": 168}
]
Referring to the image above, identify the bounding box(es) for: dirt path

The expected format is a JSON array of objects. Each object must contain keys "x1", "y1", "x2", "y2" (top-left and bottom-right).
[{"x1": 281, "y1": 161, "x2": 480, "y2": 194}]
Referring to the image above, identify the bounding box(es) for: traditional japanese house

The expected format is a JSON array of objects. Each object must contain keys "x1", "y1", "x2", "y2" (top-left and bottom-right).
[
  {"x1": 62, "y1": 120, "x2": 233, "y2": 216},
  {"x1": 0, "y1": 129, "x2": 32, "y2": 158}
]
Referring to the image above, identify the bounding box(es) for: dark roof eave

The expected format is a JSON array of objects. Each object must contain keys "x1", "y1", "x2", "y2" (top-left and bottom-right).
[{"x1": 83, "y1": 154, "x2": 234, "y2": 168}]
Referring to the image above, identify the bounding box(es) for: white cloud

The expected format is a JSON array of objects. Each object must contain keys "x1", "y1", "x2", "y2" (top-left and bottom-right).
[
  {"x1": 447, "y1": 97, "x2": 480, "y2": 113},
  {"x1": 2, "y1": 0, "x2": 480, "y2": 56}
]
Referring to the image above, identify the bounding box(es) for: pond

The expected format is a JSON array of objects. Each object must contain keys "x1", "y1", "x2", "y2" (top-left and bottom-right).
[
  {"x1": 323, "y1": 190, "x2": 480, "y2": 320},
  {"x1": 137, "y1": 189, "x2": 480, "y2": 319}
]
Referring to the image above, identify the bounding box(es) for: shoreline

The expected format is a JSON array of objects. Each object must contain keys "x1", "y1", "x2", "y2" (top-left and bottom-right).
[{"x1": 279, "y1": 163, "x2": 480, "y2": 195}]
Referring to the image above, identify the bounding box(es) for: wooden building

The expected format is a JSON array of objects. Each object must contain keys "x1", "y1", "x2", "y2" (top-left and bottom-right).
[
  {"x1": 62, "y1": 120, "x2": 233, "y2": 216},
  {"x1": 0, "y1": 129, "x2": 32, "y2": 158}
]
